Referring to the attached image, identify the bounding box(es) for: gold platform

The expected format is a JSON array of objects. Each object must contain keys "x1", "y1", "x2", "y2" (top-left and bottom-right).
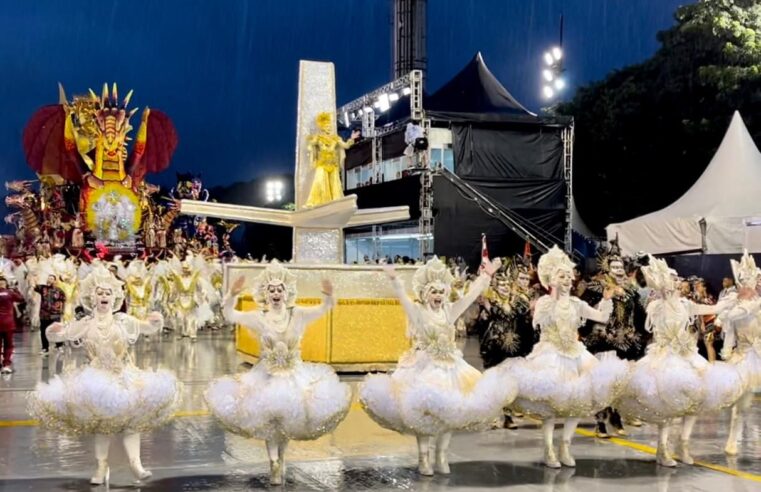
[{"x1": 230, "y1": 264, "x2": 416, "y2": 372}]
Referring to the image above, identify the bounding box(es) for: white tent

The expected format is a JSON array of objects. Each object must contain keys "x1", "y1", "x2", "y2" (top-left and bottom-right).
[{"x1": 607, "y1": 111, "x2": 761, "y2": 255}]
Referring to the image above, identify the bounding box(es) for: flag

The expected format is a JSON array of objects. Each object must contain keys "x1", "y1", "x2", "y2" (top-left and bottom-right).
[{"x1": 479, "y1": 233, "x2": 489, "y2": 272}]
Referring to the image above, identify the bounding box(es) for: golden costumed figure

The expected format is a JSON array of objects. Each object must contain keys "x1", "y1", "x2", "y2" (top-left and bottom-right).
[{"x1": 304, "y1": 112, "x2": 359, "y2": 207}]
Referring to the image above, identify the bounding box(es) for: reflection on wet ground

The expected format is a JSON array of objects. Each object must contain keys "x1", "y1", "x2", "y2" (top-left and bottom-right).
[{"x1": 0, "y1": 330, "x2": 759, "y2": 491}]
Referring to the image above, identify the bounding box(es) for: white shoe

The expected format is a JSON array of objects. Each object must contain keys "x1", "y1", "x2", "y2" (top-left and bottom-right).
[
  {"x1": 558, "y1": 441, "x2": 575, "y2": 467},
  {"x1": 129, "y1": 459, "x2": 152, "y2": 481},
  {"x1": 270, "y1": 459, "x2": 283, "y2": 485},
  {"x1": 40, "y1": 350, "x2": 48, "y2": 357},
  {"x1": 656, "y1": 449, "x2": 677, "y2": 467},
  {"x1": 90, "y1": 460, "x2": 110, "y2": 485},
  {"x1": 0, "y1": 366, "x2": 13, "y2": 374},
  {"x1": 544, "y1": 447, "x2": 561, "y2": 469},
  {"x1": 418, "y1": 453, "x2": 434, "y2": 476},
  {"x1": 435, "y1": 453, "x2": 452, "y2": 475},
  {"x1": 724, "y1": 441, "x2": 738, "y2": 456},
  {"x1": 677, "y1": 440, "x2": 694, "y2": 465}
]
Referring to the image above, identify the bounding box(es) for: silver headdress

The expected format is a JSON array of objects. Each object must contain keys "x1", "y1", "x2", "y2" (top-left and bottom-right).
[
  {"x1": 641, "y1": 255, "x2": 676, "y2": 292},
  {"x1": 80, "y1": 263, "x2": 125, "y2": 312},
  {"x1": 730, "y1": 249, "x2": 759, "y2": 288},
  {"x1": 412, "y1": 256, "x2": 454, "y2": 302},
  {"x1": 255, "y1": 260, "x2": 297, "y2": 306},
  {"x1": 537, "y1": 245, "x2": 575, "y2": 289}
]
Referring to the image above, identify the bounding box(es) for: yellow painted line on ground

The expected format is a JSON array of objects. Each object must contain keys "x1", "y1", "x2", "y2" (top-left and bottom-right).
[
  {"x1": 0, "y1": 410, "x2": 212, "y2": 427},
  {"x1": 0, "y1": 419, "x2": 38, "y2": 427},
  {"x1": 575, "y1": 428, "x2": 761, "y2": 483}
]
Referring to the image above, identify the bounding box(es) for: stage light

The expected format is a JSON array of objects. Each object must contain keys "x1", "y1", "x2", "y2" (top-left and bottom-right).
[
  {"x1": 343, "y1": 111, "x2": 350, "y2": 127},
  {"x1": 554, "y1": 78, "x2": 565, "y2": 90},
  {"x1": 543, "y1": 86, "x2": 554, "y2": 99},
  {"x1": 389, "y1": 92, "x2": 400, "y2": 102},
  {"x1": 552, "y1": 46, "x2": 562, "y2": 61},
  {"x1": 542, "y1": 69, "x2": 554, "y2": 82},
  {"x1": 402, "y1": 87, "x2": 412, "y2": 95},
  {"x1": 265, "y1": 179, "x2": 283, "y2": 203},
  {"x1": 544, "y1": 52, "x2": 554, "y2": 66},
  {"x1": 363, "y1": 105, "x2": 372, "y2": 113},
  {"x1": 373, "y1": 100, "x2": 382, "y2": 109},
  {"x1": 378, "y1": 93, "x2": 390, "y2": 112}
]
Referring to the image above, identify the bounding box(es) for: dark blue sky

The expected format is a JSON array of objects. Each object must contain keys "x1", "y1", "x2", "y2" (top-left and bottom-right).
[{"x1": 0, "y1": 0, "x2": 687, "y2": 191}]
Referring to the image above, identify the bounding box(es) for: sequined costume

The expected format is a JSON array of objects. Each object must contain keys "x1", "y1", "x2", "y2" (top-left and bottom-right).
[
  {"x1": 615, "y1": 255, "x2": 744, "y2": 466},
  {"x1": 28, "y1": 265, "x2": 180, "y2": 484},
  {"x1": 498, "y1": 246, "x2": 628, "y2": 468},
  {"x1": 205, "y1": 261, "x2": 350, "y2": 485},
  {"x1": 304, "y1": 112, "x2": 355, "y2": 207},
  {"x1": 716, "y1": 251, "x2": 761, "y2": 456},
  {"x1": 360, "y1": 257, "x2": 517, "y2": 476}
]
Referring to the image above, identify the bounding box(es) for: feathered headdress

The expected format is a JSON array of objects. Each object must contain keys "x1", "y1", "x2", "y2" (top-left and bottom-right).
[
  {"x1": 537, "y1": 245, "x2": 575, "y2": 289},
  {"x1": 80, "y1": 263, "x2": 125, "y2": 312},
  {"x1": 641, "y1": 255, "x2": 676, "y2": 292},
  {"x1": 412, "y1": 256, "x2": 455, "y2": 302},
  {"x1": 255, "y1": 260, "x2": 297, "y2": 306},
  {"x1": 730, "y1": 249, "x2": 759, "y2": 288}
]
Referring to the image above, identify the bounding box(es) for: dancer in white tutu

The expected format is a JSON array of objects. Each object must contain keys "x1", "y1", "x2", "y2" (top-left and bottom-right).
[
  {"x1": 717, "y1": 250, "x2": 761, "y2": 456},
  {"x1": 28, "y1": 264, "x2": 180, "y2": 485},
  {"x1": 360, "y1": 256, "x2": 517, "y2": 476},
  {"x1": 500, "y1": 246, "x2": 628, "y2": 468},
  {"x1": 616, "y1": 255, "x2": 744, "y2": 466},
  {"x1": 205, "y1": 260, "x2": 350, "y2": 485}
]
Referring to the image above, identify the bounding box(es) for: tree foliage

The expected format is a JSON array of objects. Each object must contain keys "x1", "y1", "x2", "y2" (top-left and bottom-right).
[{"x1": 558, "y1": 0, "x2": 761, "y2": 234}]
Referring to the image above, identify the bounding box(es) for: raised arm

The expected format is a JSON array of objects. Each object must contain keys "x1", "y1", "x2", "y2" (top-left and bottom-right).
[
  {"x1": 222, "y1": 276, "x2": 265, "y2": 331},
  {"x1": 295, "y1": 279, "x2": 335, "y2": 325},
  {"x1": 688, "y1": 298, "x2": 737, "y2": 317},
  {"x1": 448, "y1": 273, "x2": 491, "y2": 322},
  {"x1": 385, "y1": 266, "x2": 422, "y2": 327}
]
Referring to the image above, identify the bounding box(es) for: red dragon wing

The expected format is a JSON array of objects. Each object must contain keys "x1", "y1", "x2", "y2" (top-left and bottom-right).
[
  {"x1": 22, "y1": 105, "x2": 83, "y2": 183},
  {"x1": 128, "y1": 109, "x2": 178, "y2": 184}
]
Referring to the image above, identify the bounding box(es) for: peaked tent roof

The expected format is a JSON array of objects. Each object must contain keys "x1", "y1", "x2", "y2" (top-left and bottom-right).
[
  {"x1": 426, "y1": 52, "x2": 540, "y2": 123},
  {"x1": 607, "y1": 111, "x2": 761, "y2": 255}
]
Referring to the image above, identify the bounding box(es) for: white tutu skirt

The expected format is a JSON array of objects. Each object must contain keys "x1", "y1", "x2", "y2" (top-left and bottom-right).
[
  {"x1": 728, "y1": 347, "x2": 761, "y2": 391},
  {"x1": 205, "y1": 362, "x2": 351, "y2": 441},
  {"x1": 360, "y1": 350, "x2": 518, "y2": 436},
  {"x1": 499, "y1": 342, "x2": 629, "y2": 419},
  {"x1": 617, "y1": 347, "x2": 745, "y2": 423},
  {"x1": 29, "y1": 365, "x2": 181, "y2": 435}
]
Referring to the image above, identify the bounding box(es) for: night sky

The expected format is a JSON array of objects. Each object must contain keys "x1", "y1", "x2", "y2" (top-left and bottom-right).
[{"x1": 0, "y1": 0, "x2": 687, "y2": 192}]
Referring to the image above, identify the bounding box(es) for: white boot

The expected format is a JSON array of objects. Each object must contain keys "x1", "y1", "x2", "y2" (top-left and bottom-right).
[
  {"x1": 123, "y1": 433, "x2": 152, "y2": 481},
  {"x1": 543, "y1": 419, "x2": 560, "y2": 468},
  {"x1": 416, "y1": 436, "x2": 434, "y2": 476},
  {"x1": 91, "y1": 435, "x2": 111, "y2": 485},
  {"x1": 90, "y1": 460, "x2": 110, "y2": 486},
  {"x1": 656, "y1": 425, "x2": 676, "y2": 467},
  {"x1": 558, "y1": 441, "x2": 575, "y2": 467},
  {"x1": 434, "y1": 433, "x2": 451, "y2": 475}
]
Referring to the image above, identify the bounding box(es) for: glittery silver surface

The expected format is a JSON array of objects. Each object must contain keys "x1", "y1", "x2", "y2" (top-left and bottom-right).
[
  {"x1": 295, "y1": 60, "x2": 336, "y2": 209},
  {"x1": 294, "y1": 228, "x2": 342, "y2": 264},
  {"x1": 224, "y1": 263, "x2": 417, "y2": 298}
]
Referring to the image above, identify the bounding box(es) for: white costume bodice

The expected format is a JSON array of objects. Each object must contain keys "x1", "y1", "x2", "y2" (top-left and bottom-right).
[
  {"x1": 224, "y1": 294, "x2": 334, "y2": 372},
  {"x1": 532, "y1": 294, "x2": 611, "y2": 358}
]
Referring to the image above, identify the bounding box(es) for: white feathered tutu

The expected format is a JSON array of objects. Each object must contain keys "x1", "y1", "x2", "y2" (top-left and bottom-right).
[
  {"x1": 616, "y1": 345, "x2": 744, "y2": 423},
  {"x1": 726, "y1": 345, "x2": 761, "y2": 391},
  {"x1": 500, "y1": 342, "x2": 629, "y2": 419},
  {"x1": 205, "y1": 361, "x2": 351, "y2": 441},
  {"x1": 360, "y1": 348, "x2": 518, "y2": 436},
  {"x1": 29, "y1": 365, "x2": 181, "y2": 435}
]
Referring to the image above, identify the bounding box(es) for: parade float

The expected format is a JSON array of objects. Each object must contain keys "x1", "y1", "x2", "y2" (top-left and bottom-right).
[{"x1": 3, "y1": 83, "x2": 230, "y2": 259}]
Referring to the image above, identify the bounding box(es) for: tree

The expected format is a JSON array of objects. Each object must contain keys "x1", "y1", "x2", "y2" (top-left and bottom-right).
[{"x1": 558, "y1": 0, "x2": 761, "y2": 234}]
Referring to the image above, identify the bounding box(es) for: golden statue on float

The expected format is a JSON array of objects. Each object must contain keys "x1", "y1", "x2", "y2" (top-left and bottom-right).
[
  {"x1": 304, "y1": 112, "x2": 359, "y2": 207},
  {"x1": 22, "y1": 83, "x2": 177, "y2": 243}
]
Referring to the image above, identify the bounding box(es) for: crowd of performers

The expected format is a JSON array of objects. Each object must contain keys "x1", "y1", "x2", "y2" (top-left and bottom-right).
[{"x1": 0, "y1": 243, "x2": 759, "y2": 486}]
